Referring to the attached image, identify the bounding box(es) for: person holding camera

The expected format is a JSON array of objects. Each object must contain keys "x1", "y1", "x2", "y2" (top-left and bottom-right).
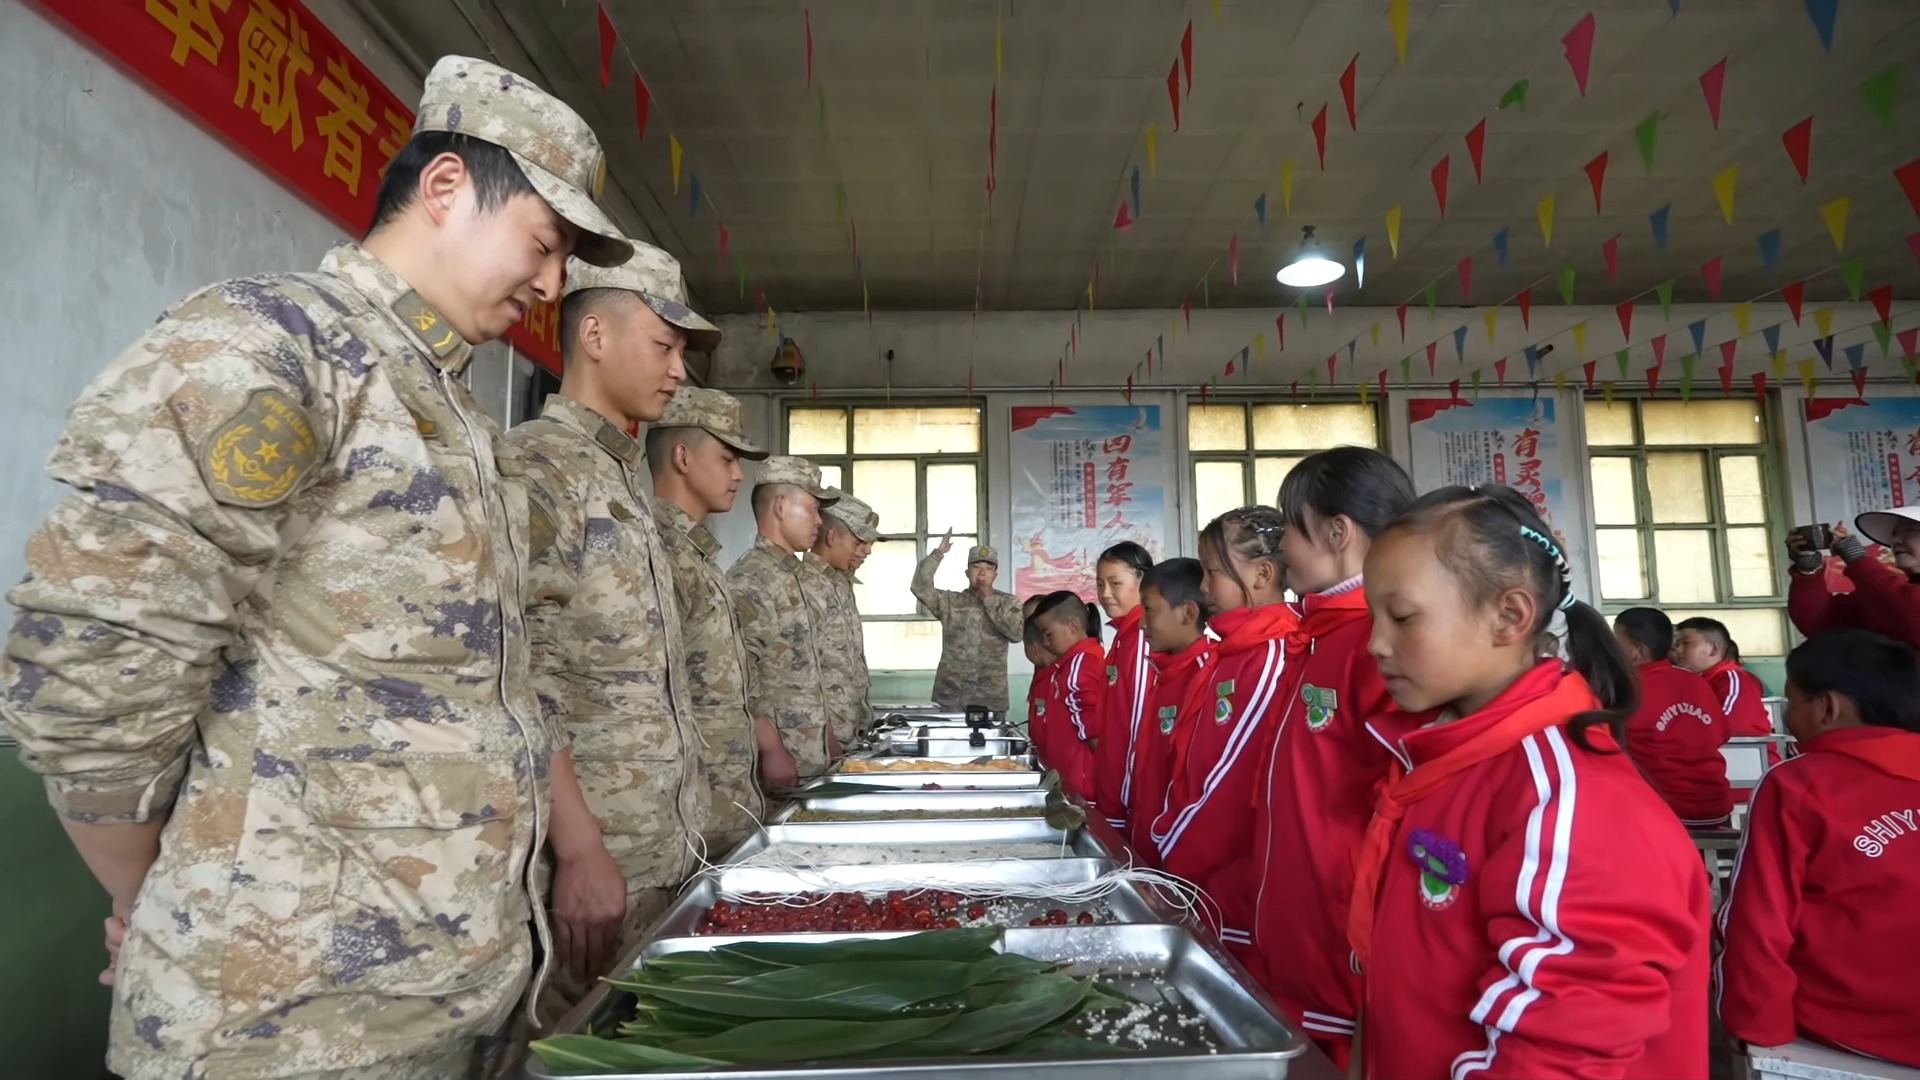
[{"x1": 1786, "y1": 509, "x2": 1920, "y2": 651}]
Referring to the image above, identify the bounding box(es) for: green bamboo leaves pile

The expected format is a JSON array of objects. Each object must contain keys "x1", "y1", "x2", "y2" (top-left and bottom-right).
[{"x1": 529, "y1": 929, "x2": 1134, "y2": 1074}]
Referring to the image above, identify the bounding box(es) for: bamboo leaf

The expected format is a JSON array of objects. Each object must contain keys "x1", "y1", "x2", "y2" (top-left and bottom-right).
[
  {"x1": 862, "y1": 975, "x2": 1091, "y2": 1058},
  {"x1": 719, "y1": 958, "x2": 997, "y2": 1009},
  {"x1": 662, "y1": 1013, "x2": 960, "y2": 1063},
  {"x1": 528, "y1": 1034, "x2": 723, "y2": 1073},
  {"x1": 630, "y1": 979, "x2": 924, "y2": 1020},
  {"x1": 715, "y1": 927, "x2": 1003, "y2": 966}
]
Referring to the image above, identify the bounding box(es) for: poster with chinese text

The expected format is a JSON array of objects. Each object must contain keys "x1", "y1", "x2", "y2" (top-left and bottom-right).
[
  {"x1": 1800, "y1": 396, "x2": 1920, "y2": 590},
  {"x1": 1008, "y1": 406, "x2": 1166, "y2": 600},
  {"x1": 1406, "y1": 394, "x2": 1573, "y2": 548}
]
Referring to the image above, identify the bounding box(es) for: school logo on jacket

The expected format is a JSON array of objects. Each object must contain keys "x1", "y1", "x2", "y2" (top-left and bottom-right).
[
  {"x1": 1407, "y1": 828, "x2": 1469, "y2": 911},
  {"x1": 1302, "y1": 684, "x2": 1338, "y2": 731},
  {"x1": 1106, "y1": 664, "x2": 1119, "y2": 686},
  {"x1": 1158, "y1": 704, "x2": 1178, "y2": 734},
  {"x1": 1214, "y1": 679, "x2": 1235, "y2": 724}
]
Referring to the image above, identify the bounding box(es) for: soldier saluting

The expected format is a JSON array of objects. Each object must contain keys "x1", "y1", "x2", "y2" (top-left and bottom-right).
[
  {"x1": 913, "y1": 530, "x2": 1025, "y2": 713},
  {"x1": 3, "y1": 56, "x2": 628, "y2": 1080}
]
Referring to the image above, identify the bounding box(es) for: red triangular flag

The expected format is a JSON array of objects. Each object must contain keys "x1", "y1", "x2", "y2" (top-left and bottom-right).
[
  {"x1": 1518, "y1": 288, "x2": 1533, "y2": 329},
  {"x1": 804, "y1": 8, "x2": 814, "y2": 88},
  {"x1": 1897, "y1": 159, "x2": 1920, "y2": 216},
  {"x1": 1114, "y1": 202, "x2": 1133, "y2": 230},
  {"x1": 1752, "y1": 371, "x2": 1767, "y2": 401},
  {"x1": 1431, "y1": 155, "x2": 1451, "y2": 216},
  {"x1": 1456, "y1": 256, "x2": 1472, "y2": 303},
  {"x1": 1225, "y1": 357, "x2": 1237, "y2": 377},
  {"x1": 1870, "y1": 284, "x2": 1893, "y2": 325},
  {"x1": 1647, "y1": 363, "x2": 1663, "y2": 394},
  {"x1": 1290, "y1": 381, "x2": 1299, "y2": 401},
  {"x1": 1901, "y1": 327, "x2": 1920, "y2": 361},
  {"x1": 1910, "y1": 231, "x2": 1920, "y2": 267},
  {"x1": 1782, "y1": 116, "x2": 1814, "y2": 183},
  {"x1": 1465, "y1": 118, "x2": 1487, "y2": 181},
  {"x1": 717, "y1": 222, "x2": 729, "y2": 268},
  {"x1": 754, "y1": 286, "x2": 767, "y2": 310},
  {"x1": 1181, "y1": 21, "x2": 1194, "y2": 92},
  {"x1": 1852, "y1": 368, "x2": 1868, "y2": 397},
  {"x1": 1183, "y1": 293, "x2": 1192, "y2": 328},
  {"x1": 1701, "y1": 256, "x2": 1723, "y2": 299},
  {"x1": 1312, "y1": 104, "x2": 1329, "y2": 169},
  {"x1": 1583, "y1": 360, "x2": 1597, "y2": 390},
  {"x1": 1199, "y1": 381, "x2": 1209, "y2": 404},
  {"x1": 1168, "y1": 62, "x2": 1182, "y2": 130},
  {"x1": 848, "y1": 220, "x2": 859, "y2": 264},
  {"x1": 1494, "y1": 358, "x2": 1508, "y2": 384},
  {"x1": 1229, "y1": 234, "x2": 1239, "y2": 285},
  {"x1": 1652, "y1": 334, "x2": 1668, "y2": 364},
  {"x1": 1615, "y1": 298, "x2": 1632, "y2": 340},
  {"x1": 1124, "y1": 373, "x2": 1132, "y2": 402},
  {"x1": 1340, "y1": 54, "x2": 1359, "y2": 130},
  {"x1": 1377, "y1": 369, "x2": 1388, "y2": 396},
  {"x1": 634, "y1": 74, "x2": 652, "y2": 141},
  {"x1": 1327, "y1": 353, "x2": 1338, "y2": 383},
  {"x1": 597, "y1": 3, "x2": 616, "y2": 89},
  {"x1": 1699, "y1": 57, "x2": 1727, "y2": 129},
  {"x1": 1718, "y1": 360, "x2": 1735, "y2": 395},
  {"x1": 1784, "y1": 280, "x2": 1806, "y2": 324},
  {"x1": 1396, "y1": 304, "x2": 1408, "y2": 342},
  {"x1": 1601, "y1": 235, "x2": 1620, "y2": 281},
  {"x1": 1426, "y1": 340, "x2": 1439, "y2": 375},
  {"x1": 1584, "y1": 151, "x2": 1608, "y2": 212},
  {"x1": 1275, "y1": 313, "x2": 1286, "y2": 349},
  {"x1": 1447, "y1": 377, "x2": 1462, "y2": 400},
  {"x1": 1720, "y1": 339, "x2": 1739, "y2": 371},
  {"x1": 1562, "y1": 12, "x2": 1597, "y2": 96}
]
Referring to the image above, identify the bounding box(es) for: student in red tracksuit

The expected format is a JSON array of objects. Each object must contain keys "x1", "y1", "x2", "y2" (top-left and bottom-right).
[
  {"x1": 1614, "y1": 607, "x2": 1734, "y2": 827},
  {"x1": 1126, "y1": 558, "x2": 1212, "y2": 865},
  {"x1": 1092, "y1": 542, "x2": 1154, "y2": 829},
  {"x1": 1786, "y1": 512, "x2": 1920, "y2": 652},
  {"x1": 1673, "y1": 616, "x2": 1780, "y2": 765},
  {"x1": 1034, "y1": 591, "x2": 1104, "y2": 799},
  {"x1": 1250, "y1": 447, "x2": 1415, "y2": 1066},
  {"x1": 1352, "y1": 485, "x2": 1710, "y2": 1080},
  {"x1": 1717, "y1": 629, "x2": 1920, "y2": 1068},
  {"x1": 1152, "y1": 506, "x2": 1297, "y2": 971},
  {"x1": 1023, "y1": 615, "x2": 1058, "y2": 758}
]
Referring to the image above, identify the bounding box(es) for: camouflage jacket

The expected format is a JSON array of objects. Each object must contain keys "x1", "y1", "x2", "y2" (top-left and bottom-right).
[
  {"x1": 727, "y1": 537, "x2": 832, "y2": 777},
  {"x1": 503, "y1": 395, "x2": 700, "y2": 890},
  {"x1": 798, "y1": 552, "x2": 871, "y2": 743},
  {"x1": 912, "y1": 551, "x2": 1024, "y2": 712},
  {"x1": 1, "y1": 244, "x2": 551, "y2": 1079},
  {"x1": 652, "y1": 500, "x2": 762, "y2": 838}
]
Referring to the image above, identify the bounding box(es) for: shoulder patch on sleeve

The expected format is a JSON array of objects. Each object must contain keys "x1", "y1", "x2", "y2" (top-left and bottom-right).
[
  {"x1": 199, "y1": 388, "x2": 320, "y2": 507},
  {"x1": 528, "y1": 496, "x2": 559, "y2": 560}
]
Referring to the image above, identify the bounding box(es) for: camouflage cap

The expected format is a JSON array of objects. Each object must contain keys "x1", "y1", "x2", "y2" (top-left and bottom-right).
[
  {"x1": 757, "y1": 456, "x2": 838, "y2": 504},
  {"x1": 654, "y1": 386, "x2": 766, "y2": 460},
  {"x1": 566, "y1": 242, "x2": 721, "y2": 353},
  {"x1": 822, "y1": 491, "x2": 881, "y2": 542},
  {"x1": 968, "y1": 545, "x2": 999, "y2": 567},
  {"x1": 414, "y1": 56, "x2": 632, "y2": 267}
]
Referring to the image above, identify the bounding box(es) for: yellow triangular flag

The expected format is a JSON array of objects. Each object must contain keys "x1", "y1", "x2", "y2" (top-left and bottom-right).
[
  {"x1": 1537, "y1": 193, "x2": 1555, "y2": 249},
  {"x1": 1798, "y1": 358, "x2": 1816, "y2": 397},
  {"x1": 1370, "y1": 322, "x2": 1381, "y2": 346},
  {"x1": 1389, "y1": 0, "x2": 1409, "y2": 64},
  {"x1": 1571, "y1": 320, "x2": 1587, "y2": 354},
  {"x1": 1813, "y1": 308, "x2": 1832, "y2": 337},
  {"x1": 1359, "y1": 379, "x2": 1370, "y2": 405},
  {"x1": 1256, "y1": 332, "x2": 1266, "y2": 356},
  {"x1": 1819, "y1": 195, "x2": 1850, "y2": 252},
  {"x1": 1712, "y1": 164, "x2": 1738, "y2": 224},
  {"x1": 670, "y1": 132, "x2": 684, "y2": 194},
  {"x1": 1733, "y1": 301, "x2": 1752, "y2": 338},
  {"x1": 1145, "y1": 125, "x2": 1158, "y2": 177},
  {"x1": 767, "y1": 306, "x2": 776, "y2": 332},
  {"x1": 1169, "y1": 318, "x2": 1178, "y2": 339},
  {"x1": 1212, "y1": 0, "x2": 1221, "y2": 16},
  {"x1": 994, "y1": 15, "x2": 1003, "y2": 78},
  {"x1": 1087, "y1": 281, "x2": 1095, "y2": 312},
  {"x1": 862, "y1": 282, "x2": 869, "y2": 311},
  {"x1": 1603, "y1": 380, "x2": 1616, "y2": 404},
  {"x1": 1554, "y1": 371, "x2": 1568, "y2": 393},
  {"x1": 1281, "y1": 159, "x2": 1296, "y2": 213},
  {"x1": 1771, "y1": 352, "x2": 1787, "y2": 379},
  {"x1": 1385, "y1": 204, "x2": 1403, "y2": 258},
  {"x1": 1483, "y1": 308, "x2": 1498, "y2": 345}
]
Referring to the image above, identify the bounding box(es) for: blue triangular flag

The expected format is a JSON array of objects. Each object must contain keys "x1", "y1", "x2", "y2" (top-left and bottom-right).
[
  {"x1": 1668, "y1": 0, "x2": 1680, "y2": 15},
  {"x1": 1845, "y1": 343, "x2": 1865, "y2": 371},
  {"x1": 1689, "y1": 319, "x2": 1707, "y2": 357},
  {"x1": 1757, "y1": 228, "x2": 1782, "y2": 272},
  {"x1": 1253, "y1": 191, "x2": 1266, "y2": 232},
  {"x1": 1492, "y1": 227, "x2": 1510, "y2": 266},
  {"x1": 1453, "y1": 325, "x2": 1468, "y2": 364},
  {"x1": 1132, "y1": 168, "x2": 1143, "y2": 217},
  {"x1": 1805, "y1": 0, "x2": 1837, "y2": 51},
  {"x1": 1156, "y1": 334, "x2": 1165, "y2": 368},
  {"x1": 1815, "y1": 336, "x2": 1835, "y2": 369},
  {"x1": 1240, "y1": 345, "x2": 1251, "y2": 376},
  {"x1": 689, "y1": 173, "x2": 702, "y2": 220},
  {"x1": 1524, "y1": 344, "x2": 1540, "y2": 378},
  {"x1": 1762, "y1": 324, "x2": 1782, "y2": 356},
  {"x1": 1348, "y1": 339, "x2": 1358, "y2": 369},
  {"x1": 1649, "y1": 204, "x2": 1671, "y2": 250},
  {"x1": 1354, "y1": 237, "x2": 1366, "y2": 289}
]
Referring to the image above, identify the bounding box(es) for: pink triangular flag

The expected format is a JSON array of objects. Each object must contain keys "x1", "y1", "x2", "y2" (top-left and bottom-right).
[
  {"x1": 1782, "y1": 116, "x2": 1814, "y2": 183},
  {"x1": 1114, "y1": 202, "x2": 1133, "y2": 230},
  {"x1": 1601, "y1": 234, "x2": 1620, "y2": 281},
  {"x1": 1313, "y1": 104, "x2": 1329, "y2": 169},
  {"x1": 1327, "y1": 353, "x2": 1338, "y2": 383},
  {"x1": 597, "y1": 3, "x2": 616, "y2": 88},
  {"x1": 1584, "y1": 151, "x2": 1608, "y2": 212},
  {"x1": 1783, "y1": 280, "x2": 1806, "y2": 324},
  {"x1": 1652, "y1": 334, "x2": 1668, "y2": 365},
  {"x1": 1701, "y1": 256, "x2": 1723, "y2": 299},
  {"x1": 1465, "y1": 118, "x2": 1487, "y2": 182},
  {"x1": 1870, "y1": 284, "x2": 1893, "y2": 325},
  {"x1": 1615, "y1": 299, "x2": 1633, "y2": 340},
  {"x1": 1562, "y1": 12, "x2": 1597, "y2": 97},
  {"x1": 1699, "y1": 57, "x2": 1727, "y2": 129},
  {"x1": 1517, "y1": 288, "x2": 1532, "y2": 329},
  {"x1": 1340, "y1": 54, "x2": 1359, "y2": 130},
  {"x1": 1167, "y1": 62, "x2": 1182, "y2": 131},
  {"x1": 1456, "y1": 255, "x2": 1472, "y2": 303},
  {"x1": 1719, "y1": 354, "x2": 1735, "y2": 394},
  {"x1": 1431, "y1": 155, "x2": 1451, "y2": 216}
]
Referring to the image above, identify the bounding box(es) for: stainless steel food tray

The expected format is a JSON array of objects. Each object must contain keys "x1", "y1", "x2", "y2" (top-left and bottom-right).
[
  {"x1": 718, "y1": 820, "x2": 1108, "y2": 866},
  {"x1": 776, "y1": 789, "x2": 1054, "y2": 821},
  {"x1": 534, "y1": 924, "x2": 1319, "y2": 1080},
  {"x1": 835, "y1": 756, "x2": 1037, "y2": 774},
  {"x1": 800, "y1": 770, "x2": 1044, "y2": 791},
  {"x1": 909, "y1": 737, "x2": 1030, "y2": 758}
]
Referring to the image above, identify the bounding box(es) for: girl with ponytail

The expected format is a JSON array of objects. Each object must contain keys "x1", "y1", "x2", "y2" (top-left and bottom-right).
[
  {"x1": 1347, "y1": 484, "x2": 1709, "y2": 1080},
  {"x1": 1090, "y1": 541, "x2": 1154, "y2": 830}
]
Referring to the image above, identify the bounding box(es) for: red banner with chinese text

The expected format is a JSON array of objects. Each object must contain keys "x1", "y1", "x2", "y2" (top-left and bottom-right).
[{"x1": 33, "y1": 0, "x2": 563, "y2": 372}]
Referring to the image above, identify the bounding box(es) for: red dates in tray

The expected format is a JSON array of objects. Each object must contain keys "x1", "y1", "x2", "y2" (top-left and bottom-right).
[{"x1": 696, "y1": 890, "x2": 1105, "y2": 934}]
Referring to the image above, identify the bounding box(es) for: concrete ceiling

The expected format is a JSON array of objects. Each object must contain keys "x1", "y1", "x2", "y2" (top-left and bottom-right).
[{"x1": 363, "y1": 0, "x2": 1920, "y2": 316}]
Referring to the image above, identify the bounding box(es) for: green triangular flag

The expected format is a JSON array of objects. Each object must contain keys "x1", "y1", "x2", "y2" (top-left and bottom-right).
[
  {"x1": 1498, "y1": 79, "x2": 1530, "y2": 110},
  {"x1": 1860, "y1": 65, "x2": 1899, "y2": 129},
  {"x1": 1615, "y1": 349, "x2": 1631, "y2": 379},
  {"x1": 1679, "y1": 354, "x2": 1697, "y2": 401},
  {"x1": 817, "y1": 86, "x2": 828, "y2": 132},
  {"x1": 1558, "y1": 266, "x2": 1576, "y2": 306},
  {"x1": 1425, "y1": 280, "x2": 1438, "y2": 314},
  {"x1": 737, "y1": 258, "x2": 748, "y2": 300},
  {"x1": 1401, "y1": 356, "x2": 1412, "y2": 385},
  {"x1": 1470, "y1": 369, "x2": 1483, "y2": 397},
  {"x1": 1840, "y1": 259, "x2": 1865, "y2": 301},
  {"x1": 1634, "y1": 112, "x2": 1659, "y2": 174},
  {"x1": 1308, "y1": 368, "x2": 1321, "y2": 397},
  {"x1": 1905, "y1": 354, "x2": 1920, "y2": 383},
  {"x1": 1875, "y1": 319, "x2": 1894, "y2": 356},
  {"x1": 1297, "y1": 293, "x2": 1310, "y2": 325},
  {"x1": 1657, "y1": 280, "x2": 1675, "y2": 319}
]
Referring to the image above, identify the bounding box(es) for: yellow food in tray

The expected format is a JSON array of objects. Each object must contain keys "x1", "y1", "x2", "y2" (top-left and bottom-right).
[{"x1": 839, "y1": 757, "x2": 1027, "y2": 773}]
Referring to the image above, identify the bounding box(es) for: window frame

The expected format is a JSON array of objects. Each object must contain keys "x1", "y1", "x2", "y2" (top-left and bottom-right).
[{"x1": 1185, "y1": 397, "x2": 1383, "y2": 531}]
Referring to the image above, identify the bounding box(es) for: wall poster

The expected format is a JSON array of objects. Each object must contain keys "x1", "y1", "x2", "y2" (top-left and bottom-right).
[
  {"x1": 1800, "y1": 396, "x2": 1920, "y2": 590},
  {"x1": 1406, "y1": 393, "x2": 1574, "y2": 546},
  {"x1": 1008, "y1": 405, "x2": 1167, "y2": 600}
]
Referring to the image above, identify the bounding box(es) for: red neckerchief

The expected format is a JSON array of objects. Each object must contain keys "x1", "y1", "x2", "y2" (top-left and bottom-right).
[
  {"x1": 1807, "y1": 726, "x2": 1920, "y2": 783},
  {"x1": 1283, "y1": 587, "x2": 1369, "y2": 659},
  {"x1": 1108, "y1": 604, "x2": 1143, "y2": 642},
  {"x1": 1212, "y1": 602, "x2": 1300, "y2": 657},
  {"x1": 1347, "y1": 662, "x2": 1601, "y2": 970},
  {"x1": 1148, "y1": 634, "x2": 1217, "y2": 783}
]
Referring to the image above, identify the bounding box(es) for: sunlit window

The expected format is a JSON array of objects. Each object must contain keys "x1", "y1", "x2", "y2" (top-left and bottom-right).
[{"x1": 1187, "y1": 402, "x2": 1380, "y2": 531}]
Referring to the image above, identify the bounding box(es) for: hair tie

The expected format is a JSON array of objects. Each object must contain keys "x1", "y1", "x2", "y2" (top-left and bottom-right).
[{"x1": 1518, "y1": 524, "x2": 1577, "y2": 610}]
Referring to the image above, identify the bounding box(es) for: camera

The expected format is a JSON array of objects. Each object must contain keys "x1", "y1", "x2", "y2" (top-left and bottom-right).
[{"x1": 1793, "y1": 523, "x2": 1835, "y2": 551}]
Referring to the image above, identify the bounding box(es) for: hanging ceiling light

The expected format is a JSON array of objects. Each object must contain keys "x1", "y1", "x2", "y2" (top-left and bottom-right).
[{"x1": 1276, "y1": 225, "x2": 1346, "y2": 288}]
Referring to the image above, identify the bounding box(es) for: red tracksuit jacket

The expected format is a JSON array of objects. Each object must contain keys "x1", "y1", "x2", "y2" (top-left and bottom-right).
[
  {"x1": 1358, "y1": 663, "x2": 1711, "y2": 1080},
  {"x1": 1788, "y1": 554, "x2": 1920, "y2": 652},
  {"x1": 1251, "y1": 586, "x2": 1398, "y2": 1064},
  {"x1": 1125, "y1": 634, "x2": 1215, "y2": 865},
  {"x1": 1037, "y1": 637, "x2": 1104, "y2": 799},
  {"x1": 1092, "y1": 606, "x2": 1151, "y2": 828},
  {"x1": 1716, "y1": 725, "x2": 1920, "y2": 1067},
  {"x1": 1626, "y1": 660, "x2": 1734, "y2": 827},
  {"x1": 1150, "y1": 603, "x2": 1298, "y2": 963},
  {"x1": 1705, "y1": 659, "x2": 1780, "y2": 767},
  {"x1": 1026, "y1": 660, "x2": 1054, "y2": 762}
]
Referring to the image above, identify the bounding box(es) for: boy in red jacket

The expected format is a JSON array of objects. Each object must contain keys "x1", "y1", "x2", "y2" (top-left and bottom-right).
[
  {"x1": 1717, "y1": 629, "x2": 1920, "y2": 1068},
  {"x1": 1672, "y1": 616, "x2": 1779, "y2": 766},
  {"x1": 1125, "y1": 558, "x2": 1212, "y2": 865},
  {"x1": 1614, "y1": 607, "x2": 1735, "y2": 827},
  {"x1": 1023, "y1": 615, "x2": 1058, "y2": 757},
  {"x1": 1033, "y1": 591, "x2": 1104, "y2": 799}
]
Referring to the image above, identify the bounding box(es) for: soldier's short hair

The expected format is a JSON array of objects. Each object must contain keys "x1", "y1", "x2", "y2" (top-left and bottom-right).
[
  {"x1": 367, "y1": 131, "x2": 539, "y2": 234},
  {"x1": 819, "y1": 514, "x2": 856, "y2": 541},
  {"x1": 558, "y1": 287, "x2": 647, "y2": 366},
  {"x1": 644, "y1": 424, "x2": 711, "y2": 479},
  {"x1": 752, "y1": 482, "x2": 801, "y2": 518}
]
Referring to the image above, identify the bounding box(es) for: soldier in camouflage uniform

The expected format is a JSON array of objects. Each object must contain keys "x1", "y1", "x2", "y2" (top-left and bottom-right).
[
  {"x1": 0, "y1": 57, "x2": 631, "y2": 1080},
  {"x1": 503, "y1": 241, "x2": 717, "y2": 1021},
  {"x1": 799, "y1": 493, "x2": 881, "y2": 747},
  {"x1": 647, "y1": 388, "x2": 770, "y2": 856},
  {"x1": 914, "y1": 535, "x2": 1026, "y2": 712},
  {"x1": 727, "y1": 458, "x2": 840, "y2": 782}
]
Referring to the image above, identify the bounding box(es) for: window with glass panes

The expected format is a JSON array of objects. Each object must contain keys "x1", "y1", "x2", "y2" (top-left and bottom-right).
[
  {"x1": 1584, "y1": 398, "x2": 1788, "y2": 657},
  {"x1": 786, "y1": 404, "x2": 985, "y2": 671},
  {"x1": 1187, "y1": 402, "x2": 1381, "y2": 530}
]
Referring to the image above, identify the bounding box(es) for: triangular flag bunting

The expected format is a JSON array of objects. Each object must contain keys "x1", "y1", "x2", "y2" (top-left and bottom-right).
[
  {"x1": 1652, "y1": 334, "x2": 1668, "y2": 365},
  {"x1": 1280, "y1": 158, "x2": 1294, "y2": 211},
  {"x1": 1616, "y1": 350, "x2": 1631, "y2": 379},
  {"x1": 1313, "y1": 105, "x2": 1329, "y2": 169},
  {"x1": 1493, "y1": 226, "x2": 1509, "y2": 266},
  {"x1": 1275, "y1": 313, "x2": 1286, "y2": 350},
  {"x1": 1820, "y1": 195, "x2": 1850, "y2": 251},
  {"x1": 1784, "y1": 281, "x2": 1806, "y2": 324},
  {"x1": 1700, "y1": 58, "x2": 1727, "y2": 128},
  {"x1": 1402, "y1": 356, "x2": 1413, "y2": 385},
  {"x1": 1758, "y1": 228, "x2": 1782, "y2": 272},
  {"x1": 1635, "y1": 112, "x2": 1659, "y2": 174},
  {"x1": 1615, "y1": 299, "x2": 1633, "y2": 340},
  {"x1": 1493, "y1": 360, "x2": 1506, "y2": 386},
  {"x1": 1562, "y1": 12, "x2": 1596, "y2": 97},
  {"x1": 1484, "y1": 308, "x2": 1499, "y2": 345},
  {"x1": 1650, "y1": 203, "x2": 1672, "y2": 249},
  {"x1": 1371, "y1": 321, "x2": 1382, "y2": 346},
  {"x1": 1378, "y1": 368, "x2": 1389, "y2": 397},
  {"x1": 1524, "y1": 345, "x2": 1540, "y2": 379},
  {"x1": 1431, "y1": 156, "x2": 1451, "y2": 215},
  {"x1": 1114, "y1": 202, "x2": 1133, "y2": 230},
  {"x1": 1168, "y1": 62, "x2": 1182, "y2": 130},
  {"x1": 1870, "y1": 284, "x2": 1894, "y2": 326},
  {"x1": 1602, "y1": 235, "x2": 1620, "y2": 281},
  {"x1": 670, "y1": 132, "x2": 684, "y2": 193},
  {"x1": 1753, "y1": 371, "x2": 1768, "y2": 402},
  {"x1": 1146, "y1": 125, "x2": 1159, "y2": 177},
  {"x1": 1584, "y1": 152, "x2": 1608, "y2": 212},
  {"x1": 1805, "y1": 0, "x2": 1837, "y2": 51},
  {"x1": 1840, "y1": 259, "x2": 1865, "y2": 301},
  {"x1": 1518, "y1": 288, "x2": 1533, "y2": 329},
  {"x1": 1860, "y1": 65, "x2": 1899, "y2": 129},
  {"x1": 1456, "y1": 256, "x2": 1471, "y2": 303},
  {"x1": 1689, "y1": 318, "x2": 1707, "y2": 358},
  {"x1": 1584, "y1": 360, "x2": 1597, "y2": 390},
  {"x1": 1426, "y1": 340, "x2": 1439, "y2": 375},
  {"x1": 1813, "y1": 308, "x2": 1833, "y2": 338},
  {"x1": 1390, "y1": 0, "x2": 1409, "y2": 63},
  {"x1": 1181, "y1": 21, "x2": 1194, "y2": 91},
  {"x1": 1680, "y1": 353, "x2": 1697, "y2": 400},
  {"x1": 1782, "y1": 116, "x2": 1813, "y2": 182},
  {"x1": 1763, "y1": 324, "x2": 1782, "y2": 359},
  {"x1": 1657, "y1": 279, "x2": 1674, "y2": 320},
  {"x1": 597, "y1": 3, "x2": 616, "y2": 88},
  {"x1": 1845, "y1": 342, "x2": 1865, "y2": 371},
  {"x1": 1537, "y1": 193, "x2": 1555, "y2": 248},
  {"x1": 634, "y1": 74, "x2": 652, "y2": 142},
  {"x1": 1572, "y1": 320, "x2": 1588, "y2": 354},
  {"x1": 1852, "y1": 366, "x2": 1868, "y2": 398},
  {"x1": 1340, "y1": 54, "x2": 1359, "y2": 130},
  {"x1": 1396, "y1": 304, "x2": 1408, "y2": 342},
  {"x1": 1712, "y1": 164, "x2": 1738, "y2": 224},
  {"x1": 1900, "y1": 327, "x2": 1920, "y2": 362},
  {"x1": 1466, "y1": 118, "x2": 1487, "y2": 181},
  {"x1": 1733, "y1": 302, "x2": 1752, "y2": 337},
  {"x1": 1701, "y1": 256, "x2": 1723, "y2": 298},
  {"x1": 1454, "y1": 324, "x2": 1469, "y2": 365},
  {"x1": 1648, "y1": 361, "x2": 1664, "y2": 394},
  {"x1": 1386, "y1": 205, "x2": 1403, "y2": 258},
  {"x1": 1499, "y1": 79, "x2": 1529, "y2": 110},
  {"x1": 1253, "y1": 192, "x2": 1266, "y2": 232},
  {"x1": 1815, "y1": 336, "x2": 1835, "y2": 369},
  {"x1": 1558, "y1": 267, "x2": 1576, "y2": 306}
]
